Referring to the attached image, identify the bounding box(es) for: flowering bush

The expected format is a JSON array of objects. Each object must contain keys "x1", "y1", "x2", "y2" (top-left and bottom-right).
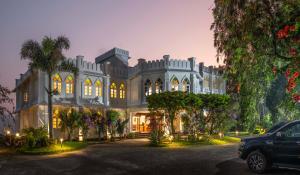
[{"x1": 275, "y1": 19, "x2": 300, "y2": 103}]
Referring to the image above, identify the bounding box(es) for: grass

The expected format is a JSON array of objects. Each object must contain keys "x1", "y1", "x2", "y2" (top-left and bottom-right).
[
  {"x1": 18, "y1": 141, "x2": 88, "y2": 155},
  {"x1": 154, "y1": 136, "x2": 241, "y2": 148}
]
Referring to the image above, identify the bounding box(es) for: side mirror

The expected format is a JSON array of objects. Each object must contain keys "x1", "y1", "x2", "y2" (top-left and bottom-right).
[{"x1": 276, "y1": 132, "x2": 283, "y2": 137}]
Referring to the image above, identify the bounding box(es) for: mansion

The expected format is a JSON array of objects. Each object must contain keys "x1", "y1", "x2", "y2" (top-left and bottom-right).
[{"x1": 15, "y1": 48, "x2": 226, "y2": 138}]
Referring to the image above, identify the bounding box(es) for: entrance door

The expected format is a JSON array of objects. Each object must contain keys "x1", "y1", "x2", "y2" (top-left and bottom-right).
[{"x1": 131, "y1": 114, "x2": 151, "y2": 133}]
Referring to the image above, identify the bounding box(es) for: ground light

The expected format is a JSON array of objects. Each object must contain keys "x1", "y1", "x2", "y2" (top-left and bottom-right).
[
  {"x1": 218, "y1": 132, "x2": 224, "y2": 139},
  {"x1": 60, "y1": 138, "x2": 64, "y2": 148}
]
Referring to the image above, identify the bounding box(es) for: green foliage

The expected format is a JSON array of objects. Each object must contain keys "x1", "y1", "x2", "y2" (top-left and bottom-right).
[
  {"x1": 116, "y1": 118, "x2": 129, "y2": 138},
  {"x1": 199, "y1": 94, "x2": 231, "y2": 134},
  {"x1": 147, "y1": 91, "x2": 186, "y2": 135},
  {"x1": 127, "y1": 132, "x2": 136, "y2": 139},
  {"x1": 147, "y1": 92, "x2": 231, "y2": 136},
  {"x1": 266, "y1": 74, "x2": 288, "y2": 123},
  {"x1": 88, "y1": 110, "x2": 106, "y2": 141},
  {"x1": 0, "y1": 84, "x2": 13, "y2": 119},
  {"x1": 182, "y1": 93, "x2": 204, "y2": 136},
  {"x1": 22, "y1": 127, "x2": 50, "y2": 148},
  {"x1": 59, "y1": 109, "x2": 81, "y2": 140},
  {"x1": 150, "y1": 130, "x2": 163, "y2": 146},
  {"x1": 212, "y1": 0, "x2": 300, "y2": 130},
  {"x1": 253, "y1": 125, "x2": 266, "y2": 135},
  {"x1": 261, "y1": 114, "x2": 273, "y2": 130},
  {"x1": 106, "y1": 110, "x2": 121, "y2": 141},
  {"x1": 148, "y1": 111, "x2": 165, "y2": 145}
]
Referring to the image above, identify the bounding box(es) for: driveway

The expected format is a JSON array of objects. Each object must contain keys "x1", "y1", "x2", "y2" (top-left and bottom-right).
[{"x1": 0, "y1": 139, "x2": 299, "y2": 175}]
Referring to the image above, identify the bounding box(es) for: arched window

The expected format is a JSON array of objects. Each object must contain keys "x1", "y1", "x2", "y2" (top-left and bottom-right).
[
  {"x1": 110, "y1": 82, "x2": 117, "y2": 98},
  {"x1": 120, "y1": 83, "x2": 125, "y2": 99},
  {"x1": 95, "y1": 80, "x2": 102, "y2": 97},
  {"x1": 182, "y1": 78, "x2": 190, "y2": 92},
  {"x1": 144, "y1": 79, "x2": 152, "y2": 96},
  {"x1": 53, "y1": 74, "x2": 62, "y2": 93},
  {"x1": 53, "y1": 109, "x2": 60, "y2": 129},
  {"x1": 155, "y1": 79, "x2": 163, "y2": 93},
  {"x1": 84, "y1": 79, "x2": 92, "y2": 96},
  {"x1": 65, "y1": 75, "x2": 74, "y2": 94},
  {"x1": 171, "y1": 77, "x2": 179, "y2": 91}
]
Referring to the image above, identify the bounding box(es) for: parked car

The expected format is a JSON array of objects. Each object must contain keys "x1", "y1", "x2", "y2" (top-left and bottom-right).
[{"x1": 239, "y1": 120, "x2": 300, "y2": 173}]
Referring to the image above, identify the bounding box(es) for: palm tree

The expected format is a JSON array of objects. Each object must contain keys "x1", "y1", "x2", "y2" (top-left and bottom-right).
[
  {"x1": 20, "y1": 36, "x2": 78, "y2": 138},
  {"x1": 59, "y1": 109, "x2": 81, "y2": 141}
]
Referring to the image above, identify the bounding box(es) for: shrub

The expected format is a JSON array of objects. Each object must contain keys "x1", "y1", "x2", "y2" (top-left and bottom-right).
[
  {"x1": 127, "y1": 132, "x2": 136, "y2": 139},
  {"x1": 150, "y1": 130, "x2": 162, "y2": 146},
  {"x1": 22, "y1": 127, "x2": 51, "y2": 148},
  {"x1": 116, "y1": 118, "x2": 129, "y2": 139}
]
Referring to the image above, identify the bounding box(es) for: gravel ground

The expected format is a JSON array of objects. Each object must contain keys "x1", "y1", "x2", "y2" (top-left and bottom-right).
[{"x1": 0, "y1": 139, "x2": 299, "y2": 175}]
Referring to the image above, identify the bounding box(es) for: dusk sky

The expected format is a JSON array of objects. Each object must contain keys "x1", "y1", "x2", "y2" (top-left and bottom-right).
[{"x1": 0, "y1": 0, "x2": 219, "y2": 93}]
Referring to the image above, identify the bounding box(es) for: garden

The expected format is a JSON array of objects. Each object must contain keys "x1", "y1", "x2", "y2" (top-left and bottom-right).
[
  {"x1": 146, "y1": 92, "x2": 248, "y2": 147},
  {"x1": 0, "y1": 108, "x2": 128, "y2": 155}
]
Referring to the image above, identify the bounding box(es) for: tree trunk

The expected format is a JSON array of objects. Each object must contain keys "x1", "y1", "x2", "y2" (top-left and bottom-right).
[
  {"x1": 170, "y1": 117, "x2": 175, "y2": 136},
  {"x1": 48, "y1": 74, "x2": 54, "y2": 139}
]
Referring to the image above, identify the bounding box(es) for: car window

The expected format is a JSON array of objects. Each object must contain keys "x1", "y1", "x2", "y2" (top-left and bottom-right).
[
  {"x1": 267, "y1": 122, "x2": 287, "y2": 134},
  {"x1": 282, "y1": 123, "x2": 300, "y2": 138}
]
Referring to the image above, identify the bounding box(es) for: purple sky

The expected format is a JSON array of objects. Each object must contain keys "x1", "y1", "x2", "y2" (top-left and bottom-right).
[{"x1": 0, "y1": 0, "x2": 219, "y2": 93}]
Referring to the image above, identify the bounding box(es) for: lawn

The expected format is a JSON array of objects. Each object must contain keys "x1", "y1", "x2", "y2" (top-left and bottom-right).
[
  {"x1": 156, "y1": 136, "x2": 241, "y2": 148},
  {"x1": 18, "y1": 141, "x2": 88, "y2": 155}
]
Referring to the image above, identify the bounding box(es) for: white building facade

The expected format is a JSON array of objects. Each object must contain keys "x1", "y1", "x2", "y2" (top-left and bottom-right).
[{"x1": 15, "y1": 48, "x2": 225, "y2": 138}]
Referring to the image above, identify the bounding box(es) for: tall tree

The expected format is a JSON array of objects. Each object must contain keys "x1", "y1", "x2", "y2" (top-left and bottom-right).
[
  {"x1": 20, "y1": 36, "x2": 78, "y2": 138},
  {"x1": 147, "y1": 91, "x2": 185, "y2": 136},
  {"x1": 212, "y1": 0, "x2": 300, "y2": 129},
  {"x1": 0, "y1": 84, "x2": 13, "y2": 119},
  {"x1": 199, "y1": 94, "x2": 230, "y2": 134},
  {"x1": 266, "y1": 74, "x2": 287, "y2": 123},
  {"x1": 182, "y1": 93, "x2": 203, "y2": 137}
]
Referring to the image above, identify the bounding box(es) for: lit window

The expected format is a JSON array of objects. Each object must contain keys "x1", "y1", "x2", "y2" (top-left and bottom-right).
[
  {"x1": 110, "y1": 82, "x2": 117, "y2": 98},
  {"x1": 53, "y1": 74, "x2": 62, "y2": 93},
  {"x1": 53, "y1": 109, "x2": 60, "y2": 129},
  {"x1": 182, "y1": 78, "x2": 190, "y2": 92},
  {"x1": 23, "y1": 92, "x2": 28, "y2": 102},
  {"x1": 84, "y1": 79, "x2": 92, "y2": 96},
  {"x1": 65, "y1": 75, "x2": 74, "y2": 94},
  {"x1": 145, "y1": 79, "x2": 152, "y2": 96},
  {"x1": 120, "y1": 83, "x2": 125, "y2": 99},
  {"x1": 155, "y1": 79, "x2": 163, "y2": 93},
  {"x1": 171, "y1": 77, "x2": 179, "y2": 91},
  {"x1": 95, "y1": 80, "x2": 102, "y2": 97}
]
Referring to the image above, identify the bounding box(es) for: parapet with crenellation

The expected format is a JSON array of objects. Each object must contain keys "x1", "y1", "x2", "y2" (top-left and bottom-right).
[
  {"x1": 71, "y1": 56, "x2": 103, "y2": 74},
  {"x1": 128, "y1": 55, "x2": 198, "y2": 77}
]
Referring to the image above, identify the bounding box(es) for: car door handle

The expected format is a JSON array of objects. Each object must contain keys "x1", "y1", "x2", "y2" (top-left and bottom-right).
[{"x1": 297, "y1": 141, "x2": 300, "y2": 145}]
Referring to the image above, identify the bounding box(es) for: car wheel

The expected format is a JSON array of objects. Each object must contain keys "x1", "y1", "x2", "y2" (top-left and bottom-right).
[{"x1": 247, "y1": 150, "x2": 267, "y2": 174}]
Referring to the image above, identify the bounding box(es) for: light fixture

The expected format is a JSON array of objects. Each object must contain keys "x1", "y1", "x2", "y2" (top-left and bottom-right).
[
  {"x1": 6, "y1": 130, "x2": 10, "y2": 135},
  {"x1": 79, "y1": 135, "x2": 83, "y2": 142},
  {"x1": 60, "y1": 138, "x2": 64, "y2": 148},
  {"x1": 235, "y1": 130, "x2": 239, "y2": 136},
  {"x1": 16, "y1": 133, "x2": 20, "y2": 137},
  {"x1": 218, "y1": 132, "x2": 223, "y2": 139}
]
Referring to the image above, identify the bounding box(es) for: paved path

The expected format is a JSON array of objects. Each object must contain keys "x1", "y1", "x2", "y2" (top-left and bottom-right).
[{"x1": 0, "y1": 139, "x2": 299, "y2": 175}]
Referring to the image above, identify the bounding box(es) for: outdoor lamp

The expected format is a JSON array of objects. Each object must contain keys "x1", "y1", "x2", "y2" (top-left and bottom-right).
[
  {"x1": 218, "y1": 132, "x2": 223, "y2": 139},
  {"x1": 16, "y1": 133, "x2": 20, "y2": 137},
  {"x1": 6, "y1": 130, "x2": 10, "y2": 135},
  {"x1": 60, "y1": 138, "x2": 64, "y2": 148},
  {"x1": 235, "y1": 130, "x2": 239, "y2": 136}
]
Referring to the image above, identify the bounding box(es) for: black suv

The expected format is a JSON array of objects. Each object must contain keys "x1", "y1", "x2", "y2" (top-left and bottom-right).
[{"x1": 239, "y1": 120, "x2": 300, "y2": 173}]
